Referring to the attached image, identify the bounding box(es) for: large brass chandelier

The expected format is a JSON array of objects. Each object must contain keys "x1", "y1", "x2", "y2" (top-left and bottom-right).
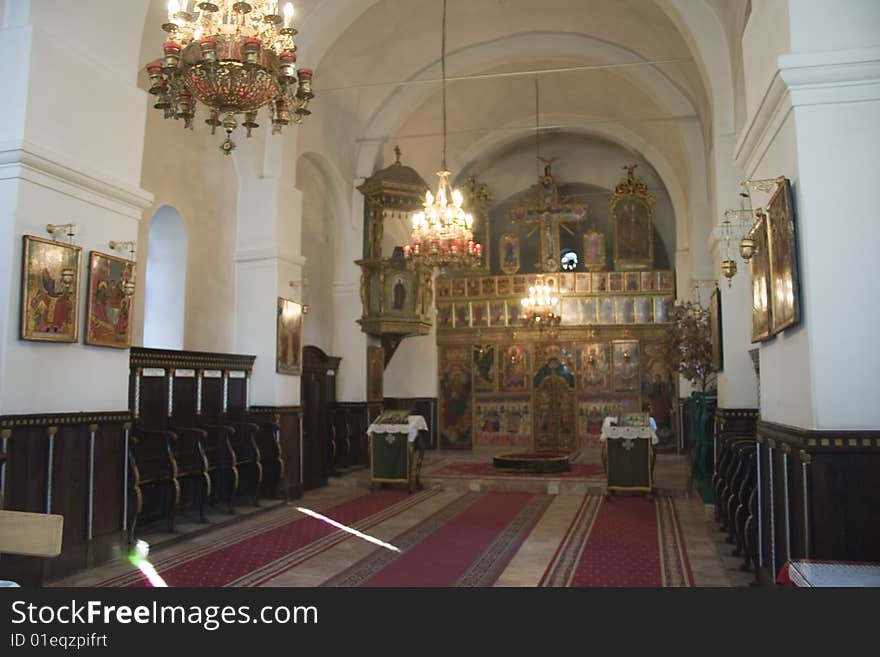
[
  {"x1": 403, "y1": 0, "x2": 481, "y2": 268},
  {"x1": 146, "y1": 1, "x2": 314, "y2": 155}
]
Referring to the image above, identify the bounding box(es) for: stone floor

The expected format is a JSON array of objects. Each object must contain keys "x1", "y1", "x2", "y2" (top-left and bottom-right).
[{"x1": 51, "y1": 448, "x2": 756, "y2": 588}]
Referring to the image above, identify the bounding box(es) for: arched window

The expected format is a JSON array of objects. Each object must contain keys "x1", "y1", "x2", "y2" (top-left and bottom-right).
[{"x1": 143, "y1": 205, "x2": 187, "y2": 349}]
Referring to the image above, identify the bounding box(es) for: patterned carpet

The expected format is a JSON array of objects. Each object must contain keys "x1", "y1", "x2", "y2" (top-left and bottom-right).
[{"x1": 540, "y1": 495, "x2": 693, "y2": 587}]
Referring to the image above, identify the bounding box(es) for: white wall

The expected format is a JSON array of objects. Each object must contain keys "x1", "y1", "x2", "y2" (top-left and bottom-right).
[{"x1": 143, "y1": 206, "x2": 186, "y2": 350}]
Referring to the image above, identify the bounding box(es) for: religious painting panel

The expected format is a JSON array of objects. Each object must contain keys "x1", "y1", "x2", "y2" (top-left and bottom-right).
[
  {"x1": 582, "y1": 227, "x2": 606, "y2": 272},
  {"x1": 612, "y1": 340, "x2": 640, "y2": 392},
  {"x1": 599, "y1": 297, "x2": 616, "y2": 324},
  {"x1": 470, "y1": 301, "x2": 488, "y2": 328},
  {"x1": 640, "y1": 342, "x2": 675, "y2": 435},
  {"x1": 579, "y1": 398, "x2": 624, "y2": 438},
  {"x1": 558, "y1": 273, "x2": 574, "y2": 294},
  {"x1": 499, "y1": 344, "x2": 531, "y2": 392},
  {"x1": 625, "y1": 272, "x2": 640, "y2": 292},
  {"x1": 21, "y1": 235, "x2": 82, "y2": 343},
  {"x1": 575, "y1": 342, "x2": 612, "y2": 394},
  {"x1": 561, "y1": 297, "x2": 580, "y2": 325},
  {"x1": 534, "y1": 342, "x2": 575, "y2": 373},
  {"x1": 385, "y1": 270, "x2": 415, "y2": 314},
  {"x1": 367, "y1": 346, "x2": 384, "y2": 402},
  {"x1": 497, "y1": 276, "x2": 511, "y2": 296},
  {"x1": 640, "y1": 272, "x2": 657, "y2": 291},
  {"x1": 500, "y1": 234, "x2": 521, "y2": 274},
  {"x1": 436, "y1": 303, "x2": 453, "y2": 329},
  {"x1": 453, "y1": 302, "x2": 470, "y2": 328},
  {"x1": 636, "y1": 296, "x2": 654, "y2": 324},
  {"x1": 608, "y1": 272, "x2": 624, "y2": 292},
  {"x1": 472, "y1": 344, "x2": 496, "y2": 393},
  {"x1": 658, "y1": 271, "x2": 674, "y2": 291},
  {"x1": 276, "y1": 297, "x2": 303, "y2": 375},
  {"x1": 452, "y1": 278, "x2": 467, "y2": 297},
  {"x1": 765, "y1": 177, "x2": 800, "y2": 335},
  {"x1": 481, "y1": 277, "x2": 497, "y2": 297},
  {"x1": 617, "y1": 296, "x2": 635, "y2": 324},
  {"x1": 611, "y1": 166, "x2": 655, "y2": 270},
  {"x1": 512, "y1": 275, "x2": 527, "y2": 295},
  {"x1": 474, "y1": 397, "x2": 532, "y2": 448},
  {"x1": 439, "y1": 346, "x2": 473, "y2": 449},
  {"x1": 533, "y1": 363, "x2": 576, "y2": 452},
  {"x1": 710, "y1": 285, "x2": 723, "y2": 371},
  {"x1": 575, "y1": 273, "x2": 591, "y2": 294},
  {"x1": 579, "y1": 297, "x2": 598, "y2": 324},
  {"x1": 654, "y1": 296, "x2": 670, "y2": 323},
  {"x1": 592, "y1": 272, "x2": 608, "y2": 292},
  {"x1": 489, "y1": 301, "x2": 507, "y2": 327},
  {"x1": 750, "y1": 212, "x2": 772, "y2": 342},
  {"x1": 435, "y1": 278, "x2": 452, "y2": 299},
  {"x1": 465, "y1": 277, "x2": 479, "y2": 297},
  {"x1": 85, "y1": 251, "x2": 135, "y2": 348}
]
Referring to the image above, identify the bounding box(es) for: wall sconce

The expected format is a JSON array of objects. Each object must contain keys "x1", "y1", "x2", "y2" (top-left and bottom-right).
[
  {"x1": 302, "y1": 304, "x2": 309, "y2": 314},
  {"x1": 46, "y1": 223, "x2": 77, "y2": 243},
  {"x1": 109, "y1": 240, "x2": 137, "y2": 262}
]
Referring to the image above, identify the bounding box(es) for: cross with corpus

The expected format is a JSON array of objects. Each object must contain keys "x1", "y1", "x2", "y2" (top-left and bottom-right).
[{"x1": 510, "y1": 157, "x2": 589, "y2": 272}]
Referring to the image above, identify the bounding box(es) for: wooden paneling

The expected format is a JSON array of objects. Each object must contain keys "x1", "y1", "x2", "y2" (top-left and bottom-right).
[{"x1": 250, "y1": 407, "x2": 303, "y2": 501}]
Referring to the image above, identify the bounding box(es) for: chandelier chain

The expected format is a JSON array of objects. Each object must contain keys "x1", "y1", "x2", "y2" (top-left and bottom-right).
[{"x1": 441, "y1": 0, "x2": 448, "y2": 171}]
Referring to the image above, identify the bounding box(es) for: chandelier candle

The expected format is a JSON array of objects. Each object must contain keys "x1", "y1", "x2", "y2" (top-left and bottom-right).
[{"x1": 147, "y1": 0, "x2": 314, "y2": 154}]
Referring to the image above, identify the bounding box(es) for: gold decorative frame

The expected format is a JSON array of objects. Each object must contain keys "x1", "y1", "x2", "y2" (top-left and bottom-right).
[
  {"x1": 276, "y1": 297, "x2": 303, "y2": 374},
  {"x1": 765, "y1": 177, "x2": 800, "y2": 335},
  {"x1": 21, "y1": 235, "x2": 82, "y2": 343},
  {"x1": 610, "y1": 165, "x2": 655, "y2": 271},
  {"x1": 749, "y1": 211, "x2": 772, "y2": 343},
  {"x1": 582, "y1": 227, "x2": 607, "y2": 272},
  {"x1": 710, "y1": 285, "x2": 723, "y2": 371}
]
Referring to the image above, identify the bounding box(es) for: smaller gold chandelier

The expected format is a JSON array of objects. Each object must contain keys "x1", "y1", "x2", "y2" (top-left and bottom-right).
[
  {"x1": 520, "y1": 277, "x2": 561, "y2": 327},
  {"x1": 146, "y1": 1, "x2": 314, "y2": 155}
]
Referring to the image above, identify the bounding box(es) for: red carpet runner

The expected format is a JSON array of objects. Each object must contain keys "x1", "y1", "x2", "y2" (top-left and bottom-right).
[
  {"x1": 323, "y1": 492, "x2": 552, "y2": 587},
  {"x1": 94, "y1": 489, "x2": 433, "y2": 587},
  {"x1": 540, "y1": 496, "x2": 693, "y2": 587},
  {"x1": 426, "y1": 462, "x2": 604, "y2": 479}
]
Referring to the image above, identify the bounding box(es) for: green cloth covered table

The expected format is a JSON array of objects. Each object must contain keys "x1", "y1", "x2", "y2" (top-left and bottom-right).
[
  {"x1": 600, "y1": 423, "x2": 656, "y2": 495},
  {"x1": 367, "y1": 415, "x2": 428, "y2": 492}
]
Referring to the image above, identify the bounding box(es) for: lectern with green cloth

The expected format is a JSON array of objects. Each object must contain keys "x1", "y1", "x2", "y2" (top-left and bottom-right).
[
  {"x1": 601, "y1": 413, "x2": 658, "y2": 496},
  {"x1": 367, "y1": 410, "x2": 428, "y2": 492}
]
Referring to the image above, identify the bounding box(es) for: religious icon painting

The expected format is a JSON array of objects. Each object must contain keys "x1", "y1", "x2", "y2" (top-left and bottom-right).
[
  {"x1": 608, "y1": 272, "x2": 624, "y2": 292},
  {"x1": 512, "y1": 276, "x2": 527, "y2": 295},
  {"x1": 500, "y1": 344, "x2": 531, "y2": 392},
  {"x1": 612, "y1": 340, "x2": 640, "y2": 393},
  {"x1": 452, "y1": 278, "x2": 467, "y2": 297},
  {"x1": 575, "y1": 273, "x2": 591, "y2": 294},
  {"x1": 385, "y1": 272, "x2": 413, "y2": 313},
  {"x1": 658, "y1": 270, "x2": 674, "y2": 291},
  {"x1": 439, "y1": 347, "x2": 473, "y2": 449},
  {"x1": 499, "y1": 233, "x2": 520, "y2": 274},
  {"x1": 472, "y1": 344, "x2": 496, "y2": 393},
  {"x1": 582, "y1": 227, "x2": 606, "y2": 272},
  {"x1": 765, "y1": 177, "x2": 800, "y2": 336},
  {"x1": 471, "y1": 301, "x2": 488, "y2": 328},
  {"x1": 617, "y1": 296, "x2": 635, "y2": 324},
  {"x1": 625, "y1": 272, "x2": 640, "y2": 292},
  {"x1": 481, "y1": 277, "x2": 496, "y2": 297},
  {"x1": 611, "y1": 165, "x2": 655, "y2": 270},
  {"x1": 654, "y1": 296, "x2": 669, "y2": 323},
  {"x1": 276, "y1": 297, "x2": 303, "y2": 375},
  {"x1": 466, "y1": 277, "x2": 480, "y2": 297},
  {"x1": 636, "y1": 296, "x2": 654, "y2": 324},
  {"x1": 640, "y1": 271, "x2": 656, "y2": 291},
  {"x1": 750, "y1": 211, "x2": 773, "y2": 342},
  {"x1": 437, "y1": 303, "x2": 453, "y2": 329},
  {"x1": 710, "y1": 285, "x2": 724, "y2": 371},
  {"x1": 599, "y1": 297, "x2": 616, "y2": 324},
  {"x1": 367, "y1": 346, "x2": 384, "y2": 402},
  {"x1": 453, "y1": 303, "x2": 470, "y2": 328},
  {"x1": 85, "y1": 251, "x2": 135, "y2": 349},
  {"x1": 576, "y1": 342, "x2": 612, "y2": 394},
  {"x1": 489, "y1": 301, "x2": 507, "y2": 327},
  {"x1": 561, "y1": 297, "x2": 580, "y2": 325},
  {"x1": 558, "y1": 273, "x2": 574, "y2": 294},
  {"x1": 580, "y1": 297, "x2": 598, "y2": 324},
  {"x1": 496, "y1": 277, "x2": 511, "y2": 296},
  {"x1": 435, "y1": 278, "x2": 452, "y2": 298},
  {"x1": 592, "y1": 272, "x2": 607, "y2": 292},
  {"x1": 21, "y1": 235, "x2": 82, "y2": 343}
]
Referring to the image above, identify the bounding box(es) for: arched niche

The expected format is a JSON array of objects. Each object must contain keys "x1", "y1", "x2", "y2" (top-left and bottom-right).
[{"x1": 143, "y1": 205, "x2": 187, "y2": 349}]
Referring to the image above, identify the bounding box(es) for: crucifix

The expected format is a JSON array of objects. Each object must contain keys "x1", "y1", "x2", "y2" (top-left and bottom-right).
[{"x1": 510, "y1": 157, "x2": 589, "y2": 272}]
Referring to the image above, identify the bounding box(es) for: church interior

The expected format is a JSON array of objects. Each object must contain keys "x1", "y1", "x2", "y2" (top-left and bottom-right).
[{"x1": 1, "y1": 0, "x2": 879, "y2": 589}]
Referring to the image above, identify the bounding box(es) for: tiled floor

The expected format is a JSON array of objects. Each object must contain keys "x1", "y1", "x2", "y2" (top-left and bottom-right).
[{"x1": 51, "y1": 449, "x2": 755, "y2": 588}]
